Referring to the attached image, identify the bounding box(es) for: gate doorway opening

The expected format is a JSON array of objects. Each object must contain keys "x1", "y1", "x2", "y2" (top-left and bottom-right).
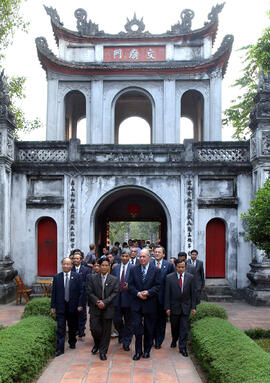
[
  {"x1": 109, "y1": 221, "x2": 160, "y2": 247},
  {"x1": 94, "y1": 188, "x2": 167, "y2": 257}
]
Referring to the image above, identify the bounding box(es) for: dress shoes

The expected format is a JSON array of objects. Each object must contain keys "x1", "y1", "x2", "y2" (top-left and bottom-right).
[
  {"x1": 100, "y1": 353, "x2": 107, "y2": 361},
  {"x1": 143, "y1": 352, "x2": 150, "y2": 358},
  {"x1": 69, "y1": 344, "x2": 76, "y2": 349},
  {"x1": 170, "y1": 340, "x2": 177, "y2": 348},
  {"x1": 78, "y1": 332, "x2": 85, "y2": 338},
  {"x1": 123, "y1": 345, "x2": 130, "y2": 351},
  {"x1": 155, "y1": 344, "x2": 161, "y2": 349},
  {"x1": 91, "y1": 345, "x2": 99, "y2": 354},
  {"x1": 179, "y1": 348, "x2": 188, "y2": 357},
  {"x1": 133, "y1": 352, "x2": 142, "y2": 361},
  {"x1": 55, "y1": 350, "x2": 64, "y2": 357}
]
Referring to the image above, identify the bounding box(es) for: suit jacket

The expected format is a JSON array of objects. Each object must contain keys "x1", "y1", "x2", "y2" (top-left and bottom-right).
[
  {"x1": 87, "y1": 273, "x2": 118, "y2": 319},
  {"x1": 164, "y1": 271, "x2": 196, "y2": 316},
  {"x1": 151, "y1": 259, "x2": 174, "y2": 305},
  {"x1": 186, "y1": 259, "x2": 205, "y2": 289},
  {"x1": 51, "y1": 271, "x2": 84, "y2": 314},
  {"x1": 72, "y1": 264, "x2": 90, "y2": 285},
  {"x1": 128, "y1": 262, "x2": 161, "y2": 314},
  {"x1": 111, "y1": 263, "x2": 134, "y2": 308}
]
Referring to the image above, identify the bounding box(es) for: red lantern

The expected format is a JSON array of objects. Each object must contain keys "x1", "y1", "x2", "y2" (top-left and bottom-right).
[{"x1": 127, "y1": 203, "x2": 141, "y2": 218}]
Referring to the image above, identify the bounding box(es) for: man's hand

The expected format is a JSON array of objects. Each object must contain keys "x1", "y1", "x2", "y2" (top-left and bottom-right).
[
  {"x1": 50, "y1": 308, "x2": 55, "y2": 315},
  {"x1": 97, "y1": 300, "x2": 105, "y2": 309},
  {"x1": 123, "y1": 282, "x2": 128, "y2": 290},
  {"x1": 77, "y1": 306, "x2": 83, "y2": 312},
  {"x1": 137, "y1": 291, "x2": 147, "y2": 300},
  {"x1": 166, "y1": 309, "x2": 171, "y2": 317},
  {"x1": 191, "y1": 309, "x2": 196, "y2": 316},
  {"x1": 141, "y1": 290, "x2": 149, "y2": 297}
]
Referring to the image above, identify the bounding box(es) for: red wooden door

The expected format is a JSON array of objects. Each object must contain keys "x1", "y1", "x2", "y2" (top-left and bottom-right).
[
  {"x1": 206, "y1": 218, "x2": 225, "y2": 278},
  {"x1": 38, "y1": 217, "x2": 57, "y2": 276}
]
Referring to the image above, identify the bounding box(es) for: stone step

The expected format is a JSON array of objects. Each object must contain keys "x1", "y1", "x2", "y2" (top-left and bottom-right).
[{"x1": 206, "y1": 294, "x2": 234, "y2": 302}]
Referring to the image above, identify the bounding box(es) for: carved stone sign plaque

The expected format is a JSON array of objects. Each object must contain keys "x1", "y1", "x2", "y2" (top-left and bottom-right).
[{"x1": 103, "y1": 46, "x2": 166, "y2": 62}]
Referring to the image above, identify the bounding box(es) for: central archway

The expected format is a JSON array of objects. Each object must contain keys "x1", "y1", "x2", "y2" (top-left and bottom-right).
[{"x1": 93, "y1": 187, "x2": 168, "y2": 257}]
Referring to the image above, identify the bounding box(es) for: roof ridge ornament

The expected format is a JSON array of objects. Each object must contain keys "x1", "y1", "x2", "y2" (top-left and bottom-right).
[
  {"x1": 74, "y1": 8, "x2": 103, "y2": 36},
  {"x1": 169, "y1": 9, "x2": 195, "y2": 34},
  {"x1": 124, "y1": 13, "x2": 147, "y2": 35},
  {"x1": 44, "y1": 5, "x2": 63, "y2": 26},
  {"x1": 205, "y1": 3, "x2": 225, "y2": 25}
]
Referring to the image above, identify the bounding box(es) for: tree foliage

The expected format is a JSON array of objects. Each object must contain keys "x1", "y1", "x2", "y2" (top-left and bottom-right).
[
  {"x1": 0, "y1": 0, "x2": 41, "y2": 137},
  {"x1": 241, "y1": 178, "x2": 270, "y2": 257},
  {"x1": 109, "y1": 221, "x2": 160, "y2": 245},
  {"x1": 223, "y1": 11, "x2": 270, "y2": 140}
]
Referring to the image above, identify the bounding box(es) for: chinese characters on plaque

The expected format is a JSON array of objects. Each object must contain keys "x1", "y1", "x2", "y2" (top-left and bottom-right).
[{"x1": 104, "y1": 46, "x2": 166, "y2": 62}]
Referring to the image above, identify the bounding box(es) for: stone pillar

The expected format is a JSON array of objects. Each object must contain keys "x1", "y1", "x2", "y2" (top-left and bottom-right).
[
  {"x1": 90, "y1": 80, "x2": 104, "y2": 143},
  {"x1": 163, "y1": 78, "x2": 176, "y2": 143},
  {"x1": 209, "y1": 67, "x2": 222, "y2": 141},
  {"x1": 46, "y1": 74, "x2": 60, "y2": 140},
  {"x1": 246, "y1": 71, "x2": 270, "y2": 305},
  {"x1": 0, "y1": 70, "x2": 18, "y2": 303}
]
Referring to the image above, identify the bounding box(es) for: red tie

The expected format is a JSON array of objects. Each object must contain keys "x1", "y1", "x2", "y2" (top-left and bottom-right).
[
  {"x1": 119, "y1": 265, "x2": 125, "y2": 292},
  {"x1": 179, "y1": 274, "x2": 183, "y2": 292}
]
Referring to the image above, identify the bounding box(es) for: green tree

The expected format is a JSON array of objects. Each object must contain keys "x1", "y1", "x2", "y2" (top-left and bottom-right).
[
  {"x1": 0, "y1": 0, "x2": 41, "y2": 137},
  {"x1": 223, "y1": 11, "x2": 270, "y2": 140},
  {"x1": 241, "y1": 178, "x2": 270, "y2": 257}
]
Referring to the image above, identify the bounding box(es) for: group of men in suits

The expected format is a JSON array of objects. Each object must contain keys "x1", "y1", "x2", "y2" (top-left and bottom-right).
[{"x1": 51, "y1": 246, "x2": 204, "y2": 361}]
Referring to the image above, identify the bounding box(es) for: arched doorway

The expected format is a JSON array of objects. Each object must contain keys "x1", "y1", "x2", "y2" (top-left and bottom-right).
[
  {"x1": 37, "y1": 217, "x2": 57, "y2": 276},
  {"x1": 181, "y1": 90, "x2": 204, "y2": 141},
  {"x1": 114, "y1": 89, "x2": 153, "y2": 144},
  {"x1": 64, "y1": 90, "x2": 86, "y2": 140},
  {"x1": 206, "y1": 218, "x2": 226, "y2": 278},
  {"x1": 94, "y1": 187, "x2": 168, "y2": 257}
]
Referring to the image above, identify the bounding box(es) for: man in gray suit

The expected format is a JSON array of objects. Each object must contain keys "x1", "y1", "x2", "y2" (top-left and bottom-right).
[
  {"x1": 186, "y1": 249, "x2": 205, "y2": 304},
  {"x1": 165, "y1": 259, "x2": 196, "y2": 356},
  {"x1": 88, "y1": 257, "x2": 118, "y2": 360}
]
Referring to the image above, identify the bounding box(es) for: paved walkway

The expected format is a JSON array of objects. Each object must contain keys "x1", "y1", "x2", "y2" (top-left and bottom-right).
[{"x1": 1, "y1": 300, "x2": 270, "y2": 383}]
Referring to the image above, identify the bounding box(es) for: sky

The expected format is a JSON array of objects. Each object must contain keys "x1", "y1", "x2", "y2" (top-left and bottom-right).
[{"x1": 3, "y1": 0, "x2": 270, "y2": 141}]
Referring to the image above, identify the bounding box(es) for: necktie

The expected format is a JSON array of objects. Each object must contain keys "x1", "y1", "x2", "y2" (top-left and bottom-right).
[
  {"x1": 179, "y1": 274, "x2": 183, "y2": 293},
  {"x1": 102, "y1": 275, "x2": 106, "y2": 299},
  {"x1": 157, "y1": 261, "x2": 161, "y2": 269},
  {"x1": 76, "y1": 267, "x2": 79, "y2": 273},
  {"x1": 131, "y1": 259, "x2": 134, "y2": 265},
  {"x1": 192, "y1": 261, "x2": 196, "y2": 267},
  {"x1": 65, "y1": 273, "x2": 69, "y2": 302},
  {"x1": 142, "y1": 267, "x2": 146, "y2": 281},
  {"x1": 119, "y1": 265, "x2": 125, "y2": 292}
]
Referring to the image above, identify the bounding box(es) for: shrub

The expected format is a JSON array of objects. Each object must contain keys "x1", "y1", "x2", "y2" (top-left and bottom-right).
[
  {"x1": 255, "y1": 338, "x2": 270, "y2": 353},
  {"x1": 0, "y1": 315, "x2": 56, "y2": 383},
  {"x1": 22, "y1": 297, "x2": 53, "y2": 319},
  {"x1": 191, "y1": 317, "x2": 270, "y2": 383},
  {"x1": 190, "y1": 302, "x2": 228, "y2": 324}
]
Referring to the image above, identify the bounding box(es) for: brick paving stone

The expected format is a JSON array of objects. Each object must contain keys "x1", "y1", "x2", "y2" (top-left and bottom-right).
[{"x1": 3, "y1": 300, "x2": 270, "y2": 383}]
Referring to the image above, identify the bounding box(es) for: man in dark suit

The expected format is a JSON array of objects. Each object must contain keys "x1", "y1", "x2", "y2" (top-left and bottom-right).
[
  {"x1": 165, "y1": 259, "x2": 196, "y2": 357},
  {"x1": 111, "y1": 248, "x2": 134, "y2": 351},
  {"x1": 51, "y1": 257, "x2": 84, "y2": 356},
  {"x1": 152, "y1": 246, "x2": 174, "y2": 349},
  {"x1": 72, "y1": 251, "x2": 90, "y2": 338},
  {"x1": 186, "y1": 249, "x2": 205, "y2": 304},
  {"x1": 130, "y1": 247, "x2": 140, "y2": 265},
  {"x1": 87, "y1": 257, "x2": 118, "y2": 360},
  {"x1": 128, "y1": 248, "x2": 161, "y2": 360}
]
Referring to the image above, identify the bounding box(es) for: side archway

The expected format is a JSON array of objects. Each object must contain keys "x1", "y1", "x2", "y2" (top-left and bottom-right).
[
  {"x1": 206, "y1": 218, "x2": 226, "y2": 278},
  {"x1": 64, "y1": 90, "x2": 86, "y2": 141},
  {"x1": 181, "y1": 90, "x2": 204, "y2": 141},
  {"x1": 37, "y1": 217, "x2": 57, "y2": 276}
]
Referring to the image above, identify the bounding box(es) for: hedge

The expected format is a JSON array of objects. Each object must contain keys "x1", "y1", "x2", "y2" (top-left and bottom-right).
[
  {"x1": 0, "y1": 316, "x2": 56, "y2": 383},
  {"x1": 190, "y1": 302, "x2": 228, "y2": 324},
  {"x1": 245, "y1": 328, "x2": 270, "y2": 339},
  {"x1": 22, "y1": 297, "x2": 53, "y2": 319},
  {"x1": 191, "y1": 317, "x2": 270, "y2": 383}
]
